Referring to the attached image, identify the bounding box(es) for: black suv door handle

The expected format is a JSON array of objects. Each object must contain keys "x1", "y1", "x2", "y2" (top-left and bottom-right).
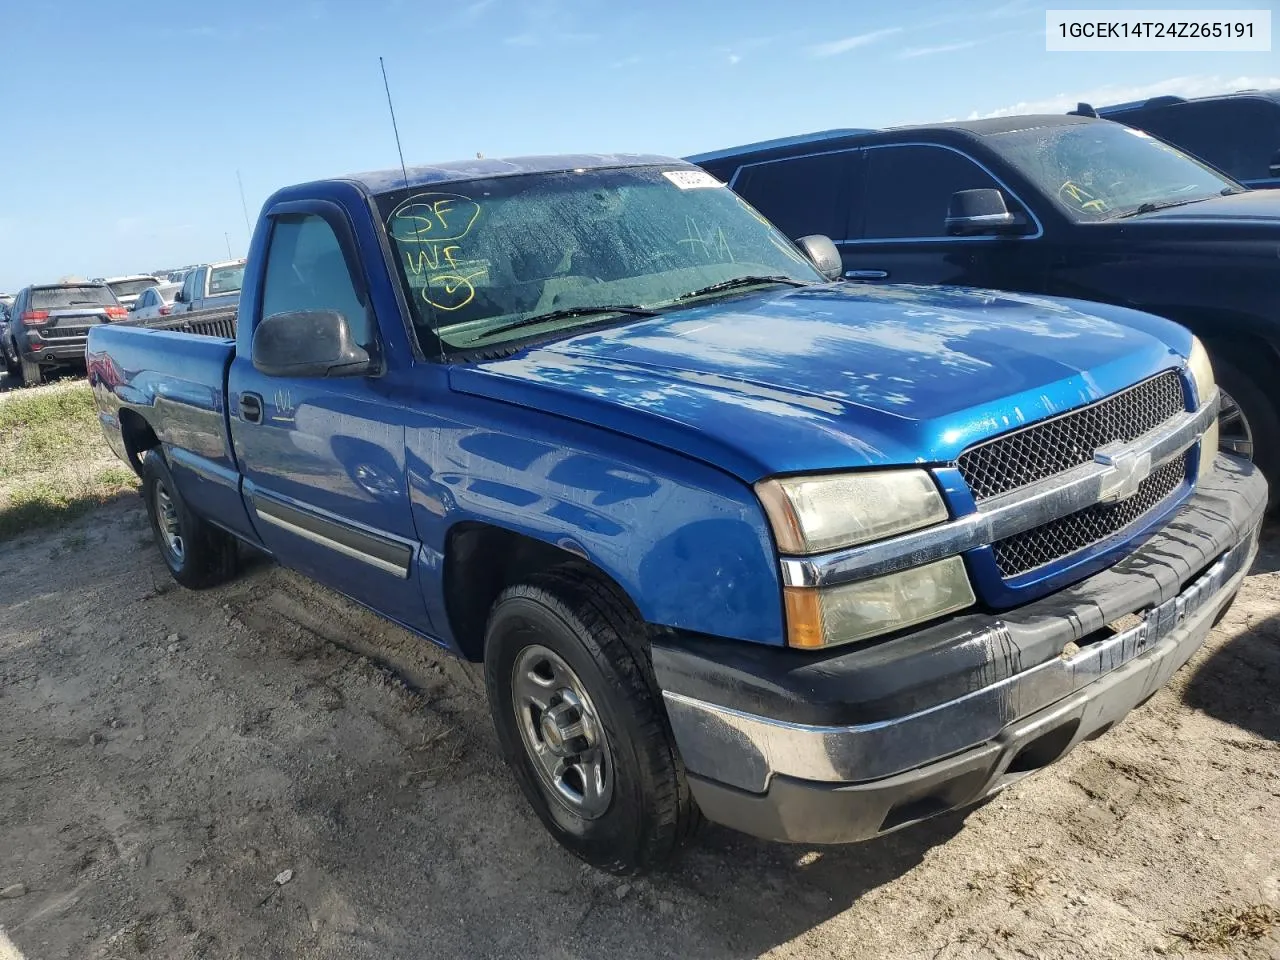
[
  {"x1": 845, "y1": 269, "x2": 889, "y2": 280},
  {"x1": 240, "y1": 392, "x2": 263, "y2": 424}
]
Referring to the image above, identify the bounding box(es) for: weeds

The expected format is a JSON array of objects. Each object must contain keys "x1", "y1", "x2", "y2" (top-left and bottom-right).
[{"x1": 1172, "y1": 903, "x2": 1279, "y2": 951}]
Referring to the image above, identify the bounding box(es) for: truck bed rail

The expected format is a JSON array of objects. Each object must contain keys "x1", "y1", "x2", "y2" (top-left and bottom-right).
[{"x1": 120, "y1": 307, "x2": 238, "y2": 339}]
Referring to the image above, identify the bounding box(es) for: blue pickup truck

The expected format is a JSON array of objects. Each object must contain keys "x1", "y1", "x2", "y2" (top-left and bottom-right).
[{"x1": 87, "y1": 154, "x2": 1265, "y2": 873}]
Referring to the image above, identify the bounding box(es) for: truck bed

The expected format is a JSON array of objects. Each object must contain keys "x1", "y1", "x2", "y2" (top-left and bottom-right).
[{"x1": 86, "y1": 320, "x2": 255, "y2": 540}]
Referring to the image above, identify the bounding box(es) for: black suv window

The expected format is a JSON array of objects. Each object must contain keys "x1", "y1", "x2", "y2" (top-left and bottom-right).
[
  {"x1": 1115, "y1": 99, "x2": 1280, "y2": 183},
  {"x1": 31, "y1": 285, "x2": 115, "y2": 308},
  {"x1": 261, "y1": 214, "x2": 369, "y2": 347},
  {"x1": 860, "y1": 144, "x2": 1014, "y2": 240},
  {"x1": 732, "y1": 152, "x2": 852, "y2": 240}
]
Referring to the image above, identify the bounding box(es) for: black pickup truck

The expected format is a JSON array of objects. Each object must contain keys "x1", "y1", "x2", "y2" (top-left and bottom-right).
[{"x1": 690, "y1": 115, "x2": 1280, "y2": 506}]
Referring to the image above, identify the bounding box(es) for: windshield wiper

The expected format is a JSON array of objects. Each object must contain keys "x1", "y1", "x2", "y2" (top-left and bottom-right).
[
  {"x1": 476, "y1": 304, "x2": 659, "y2": 341},
  {"x1": 674, "y1": 275, "x2": 810, "y2": 302},
  {"x1": 1114, "y1": 196, "x2": 1213, "y2": 219}
]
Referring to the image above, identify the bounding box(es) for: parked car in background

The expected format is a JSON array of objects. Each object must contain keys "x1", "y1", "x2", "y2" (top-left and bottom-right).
[
  {"x1": 130, "y1": 282, "x2": 182, "y2": 321},
  {"x1": 1070, "y1": 90, "x2": 1280, "y2": 189},
  {"x1": 87, "y1": 153, "x2": 1262, "y2": 872},
  {"x1": 0, "y1": 293, "x2": 14, "y2": 314},
  {"x1": 105, "y1": 275, "x2": 163, "y2": 311},
  {"x1": 690, "y1": 115, "x2": 1280, "y2": 505},
  {"x1": 172, "y1": 259, "x2": 245, "y2": 314},
  {"x1": 5, "y1": 281, "x2": 125, "y2": 383},
  {"x1": 0, "y1": 302, "x2": 11, "y2": 375}
]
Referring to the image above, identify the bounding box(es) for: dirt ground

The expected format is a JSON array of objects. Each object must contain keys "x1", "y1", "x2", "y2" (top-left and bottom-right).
[{"x1": 1, "y1": 493, "x2": 1278, "y2": 959}]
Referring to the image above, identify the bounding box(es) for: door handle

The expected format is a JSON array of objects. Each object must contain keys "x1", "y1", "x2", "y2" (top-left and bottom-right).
[
  {"x1": 845, "y1": 269, "x2": 889, "y2": 280},
  {"x1": 239, "y1": 392, "x2": 263, "y2": 424}
]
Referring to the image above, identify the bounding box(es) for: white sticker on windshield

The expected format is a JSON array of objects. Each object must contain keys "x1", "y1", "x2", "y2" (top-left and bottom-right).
[{"x1": 663, "y1": 170, "x2": 722, "y2": 190}]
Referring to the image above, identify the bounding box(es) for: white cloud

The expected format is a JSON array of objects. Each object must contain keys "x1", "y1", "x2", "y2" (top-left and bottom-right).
[
  {"x1": 900, "y1": 38, "x2": 985, "y2": 58},
  {"x1": 808, "y1": 27, "x2": 902, "y2": 58},
  {"x1": 727, "y1": 53, "x2": 742, "y2": 65},
  {"x1": 970, "y1": 74, "x2": 1280, "y2": 119},
  {"x1": 462, "y1": 0, "x2": 495, "y2": 18}
]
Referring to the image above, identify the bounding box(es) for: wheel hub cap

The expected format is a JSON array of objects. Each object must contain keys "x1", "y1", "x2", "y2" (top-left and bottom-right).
[
  {"x1": 512, "y1": 644, "x2": 613, "y2": 819},
  {"x1": 154, "y1": 484, "x2": 184, "y2": 561}
]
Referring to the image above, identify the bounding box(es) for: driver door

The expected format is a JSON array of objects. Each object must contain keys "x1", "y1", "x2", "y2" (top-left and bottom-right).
[
  {"x1": 227, "y1": 202, "x2": 429, "y2": 631},
  {"x1": 841, "y1": 143, "x2": 1047, "y2": 292}
]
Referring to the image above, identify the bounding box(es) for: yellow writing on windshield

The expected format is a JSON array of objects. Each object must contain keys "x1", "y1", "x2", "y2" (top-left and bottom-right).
[{"x1": 390, "y1": 192, "x2": 484, "y2": 311}]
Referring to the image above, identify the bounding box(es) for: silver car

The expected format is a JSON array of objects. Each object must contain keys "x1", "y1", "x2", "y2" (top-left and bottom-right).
[{"x1": 130, "y1": 283, "x2": 182, "y2": 321}]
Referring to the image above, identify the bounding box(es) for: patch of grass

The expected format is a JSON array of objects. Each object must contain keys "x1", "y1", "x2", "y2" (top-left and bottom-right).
[
  {"x1": 61, "y1": 532, "x2": 89, "y2": 551},
  {"x1": 1172, "y1": 904, "x2": 1280, "y2": 951},
  {"x1": 0, "y1": 384, "x2": 102, "y2": 480},
  {"x1": 0, "y1": 383, "x2": 139, "y2": 540}
]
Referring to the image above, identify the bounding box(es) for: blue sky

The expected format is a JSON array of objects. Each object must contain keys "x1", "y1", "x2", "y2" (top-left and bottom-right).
[{"x1": 0, "y1": 0, "x2": 1275, "y2": 289}]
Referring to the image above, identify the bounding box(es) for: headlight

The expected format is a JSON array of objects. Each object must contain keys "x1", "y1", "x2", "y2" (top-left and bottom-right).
[
  {"x1": 1187, "y1": 336, "x2": 1215, "y2": 407},
  {"x1": 1187, "y1": 337, "x2": 1219, "y2": 483},
  {"x1": 783, "y1": 558, "x2": 976, "y2": 649},
  {"x1": 756, "y1": 469, "x2": 972, "y2": 648},
  {"x1": 755, "y1": 469, "x2": 949, "y2": 555}
]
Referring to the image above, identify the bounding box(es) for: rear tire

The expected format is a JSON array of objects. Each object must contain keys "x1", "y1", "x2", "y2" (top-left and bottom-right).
[
  {"x1": 1210, "y1": 349, "x2": 1280, "y2": 512},
  {"x1": 483, "y1": 566, "x2": 701, "y2": 875},
  {"x1": 140, "y1": 449, "x2": 239, "y2": 589},
  {"x1": 2, "y1": 342, "x2": 18, "y2": 380},
  {"x1": 19, "y1": 356, "x2": 41, "y2": 385}
]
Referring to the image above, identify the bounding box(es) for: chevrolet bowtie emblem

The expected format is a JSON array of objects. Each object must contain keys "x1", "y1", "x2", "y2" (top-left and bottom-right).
[{"x1": 1094, "y1": 443, "x2": 1153, "y2": 503}]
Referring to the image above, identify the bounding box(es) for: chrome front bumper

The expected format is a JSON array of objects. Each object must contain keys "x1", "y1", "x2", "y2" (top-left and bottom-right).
[{"x1": 656, "y1": 455, "x2": 1265, "y2": 844}]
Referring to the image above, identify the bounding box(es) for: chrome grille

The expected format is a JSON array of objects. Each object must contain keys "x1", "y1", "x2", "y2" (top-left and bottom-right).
[
  {"x1": 992, "y1": 452, "x2": 1189, "y2": 578},
  {"x1": 958, "y1": 371, "x2": 1186, "y2": 501}
]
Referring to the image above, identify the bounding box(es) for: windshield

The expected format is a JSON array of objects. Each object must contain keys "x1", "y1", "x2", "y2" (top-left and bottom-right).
[
  {"x1": 208, "y1": 264, "x2": 245, "y2": 296},
  {"x1": 375, "y1": 165, "x2": 821, "y2": 351},
  {"x1": 108, "y1": 278, "x2": 159, "y2": 297},
  {"x1": 32, "y1": 285, "x2": 116, "y2": 308},
  {"x1": 988, "y1": 122, "x2": 1241, "y2": 221},
  {"x1": 155, "y1": 283, "x2": 181, "y2": 303}
]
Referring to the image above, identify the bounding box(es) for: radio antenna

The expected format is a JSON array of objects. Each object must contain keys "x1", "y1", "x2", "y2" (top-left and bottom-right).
[
  {"x1": 236, "y1": 170, "x2": 252, "y2": 239},
  {"x1": 380, "y1": 57, "x2": 410, "y2": 190}
]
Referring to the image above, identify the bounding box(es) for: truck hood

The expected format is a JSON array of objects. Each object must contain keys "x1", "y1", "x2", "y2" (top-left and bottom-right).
[
  {"x1": 1127, "y1": 189, "x2": 1280, "y2": 223},
  {"x1": 450, "y1": 284, "x2": 1190, "y2": 481}
]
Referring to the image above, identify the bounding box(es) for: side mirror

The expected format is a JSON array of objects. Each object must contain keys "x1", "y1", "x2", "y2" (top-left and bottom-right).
[
  {"x1": 795, "y1": 234, "x2": 842, "y2": 281},
  {"x1": 252, "y1": 310, "x2": 372, "y2": 378},
  {"x1": 173, "y1": 290, "x2": 186, "y2": 303},
  {"x1": 945, "y1": 188, "x2": 1020, "y2": 236}
]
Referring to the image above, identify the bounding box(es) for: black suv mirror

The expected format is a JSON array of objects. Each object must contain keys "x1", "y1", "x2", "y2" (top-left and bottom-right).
[
  {"x1": 945, "y1": 188, "x2": 1021, "y2": 236},
  {"x1": 795, "y1": 234, "x2": 842, "y2": 281},
  {"x1": 252, "y1": 310, "x2": 372, "y2": 378}
]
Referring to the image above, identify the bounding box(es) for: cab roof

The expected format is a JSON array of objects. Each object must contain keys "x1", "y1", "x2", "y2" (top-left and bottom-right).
[
  {"x1": 686, "y1": 115, "x2": 1099, "y2": 164},
  {"x1": 345, "y1": 153, "x2": 684, "y2": 195}
]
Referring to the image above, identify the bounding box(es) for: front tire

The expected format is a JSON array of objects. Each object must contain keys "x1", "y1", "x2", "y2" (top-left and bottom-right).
[
  {"x1": 140, "y1": 449, "x2": 239, "y2": 588},
  {"x1": 484, "y1": 567, "x2": 700, "y2": 874},
  {"x1": 1211, "y1": 350, "x2": 1280, "y2": 511}
]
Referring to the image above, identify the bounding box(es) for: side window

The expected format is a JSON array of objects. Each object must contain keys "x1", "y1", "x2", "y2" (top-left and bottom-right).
[
  {"x1": 260, "y1": 213, "x2": 370, "y2": 347},
  {"x1": 732, "y1": 152, "x2": 852, "y2": 240},
  {"x1": 860, "y1": 145, "x2": 1020, "y2": 240},
  {"x1": 180, "y1": 272, "x2": 196, "y2": 302},
  {"x1": 1124, "y1": 101, "x2": 1280, "y2": 182}
]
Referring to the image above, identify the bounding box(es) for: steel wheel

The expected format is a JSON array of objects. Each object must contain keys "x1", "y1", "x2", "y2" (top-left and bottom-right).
[
  {"x1": 511, "y1": 643, "x2": 613, "y2": 819},
  {"x1": 154, "y1": 482, "x2": 185, "y2": 562},
  {"x1": 1217, "y1": 388, "x2": 1254, "y2": 460}
]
